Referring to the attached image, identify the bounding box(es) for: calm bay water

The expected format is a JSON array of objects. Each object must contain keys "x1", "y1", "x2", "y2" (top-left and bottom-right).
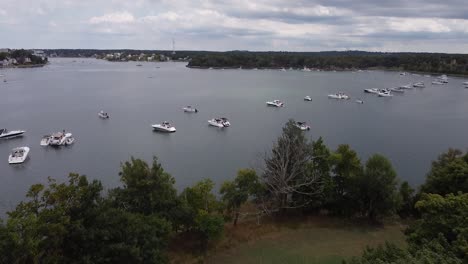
[{"x1": 1, "y1": 58, "x2": 468, "y2": 213}]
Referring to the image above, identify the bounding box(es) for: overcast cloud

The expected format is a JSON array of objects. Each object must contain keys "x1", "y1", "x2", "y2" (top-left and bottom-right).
[{"x1": 0, "y1": 0, "x2": 467, "y2": 52}]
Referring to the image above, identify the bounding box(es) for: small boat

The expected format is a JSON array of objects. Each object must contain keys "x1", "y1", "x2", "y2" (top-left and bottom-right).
[
  {"x1": 378, "y1": 90, "x2": 393, "y2": 97},
  {"x1": 266, "y1": 100, "x2": 284, "y2": 107},
  {"x1": 302, "y1": 67, "x2": 312, "y2": 72},
  {"x1": 304, "y1": 96, "x2": 312, "y2": 101},
  {"x1": 208, "y1": 117, "x2": 230, "y2": 128},
  {"x1": 413, "y1": 82, "x2": 425, "y2": 88},
  {"x1": 0, "y1": 128, "x2": 25, "y2": 139},
  {"x1": 295, "y1": 122, "x2": 310, "y2": 131},
  {"x1": 328, "y1": 93, "x2": 350, "y2": 100},
  {"x1": 183, "y1": 106, "x2": 198, "y2": 113},
  {"x1": 364, "y1": 88, "x2": 379, "y2": 94},
  {"x1": 48, "y1": 131, "x2": 74, "y2": 146},
  {"x1": 281, "y1": 68, "x2": 286, "y2": 72},
  {"x1": 432, "y1": 80, "x2": 444, "y2": 85},
  {"x1": 463, "y1": 81, "x2": 468, "y2": 85},
  {"x1": 152, "y1": 121, "x2": 176, "y2": 133},
  {"x1": 98, "y1": 111, "x2": 109, "y2": 119},
  {"x1": 8, "y1": 147, "x2": 30, "y2": 164},
  {"x1": 40, "y1": 135, "x2": 51, "y2": 146},
  {"x1": 399, "y1": 84, "x2": 413, "y2": 89},
  {"x1": 355, "y1": 99, "x2": 364, "y2": 104},
  {"x1": 399, "y1": 72, "x2": 407, "y2": 76},
  {"x1": 390, "y1": 87, "x2": 405, "y2": 93},
  {"x1": 424, "y1": 75, "x2": 431, "y2": 78}
]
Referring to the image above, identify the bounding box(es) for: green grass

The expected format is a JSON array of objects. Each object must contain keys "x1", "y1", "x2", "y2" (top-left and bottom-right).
[{"x1": 206, "y1": 221, "x2": 406, "y2": 264}]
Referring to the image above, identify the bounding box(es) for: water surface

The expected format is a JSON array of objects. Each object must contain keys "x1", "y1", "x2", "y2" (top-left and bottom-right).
[{"x1": 1, "y1": 58, "x2": 467, "y2": 213}]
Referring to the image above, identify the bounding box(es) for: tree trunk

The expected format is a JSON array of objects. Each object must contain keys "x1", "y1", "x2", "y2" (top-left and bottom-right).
[{"x1": 233, "y1": 211, "x2": 239, "y2": 226}]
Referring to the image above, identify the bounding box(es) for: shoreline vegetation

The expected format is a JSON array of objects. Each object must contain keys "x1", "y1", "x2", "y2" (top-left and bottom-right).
[
  {"x1": 0, "y1": 49, "x2": 48, "y2": 68},
  {"x1": 37, "y1": 49, "x2": 468, "y2": 76},
  {"x1": 0, "y1": 120, "x2": 466, "y2": 263}
]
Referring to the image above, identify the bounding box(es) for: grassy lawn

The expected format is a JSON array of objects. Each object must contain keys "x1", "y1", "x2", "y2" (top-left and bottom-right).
[{"x1": 204, "y1": 216, "x2": 406, "y2": 264}]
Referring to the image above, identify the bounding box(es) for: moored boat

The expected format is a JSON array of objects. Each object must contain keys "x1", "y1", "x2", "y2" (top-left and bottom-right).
[
  {"x1": 47, "y1": 131, "x2": 75, "y2": 147},
  {"x1": 8, "y1": 147, "x2": 30, "y2": 164},
  {"x1": 266, "y1": 100, "x2": 284, "y2": 107},
  {"x1": 295, "y1": 122, "x2": 310, "y2": 131},
  {"x1": 98, "y1": 111, "x2": 109, "y2": 119},
  {"x1": 364, "y1": 88, "x2": 379, "y2": 94},
  {"x1": 304, "y1": 96, "x2": 312, "y2": 101},
  {"x1": 378, "y1": 90, "x2": 393, "y2": 97},
  {"x1": 183, "y1": 106, "x2": 199, "y2": 113},
  {"x1": 152, "y1": 122, "x2": 176, "y2": 132},
  {"x1": 390, "y1": 87, "x2": 405, "y2": 93},
  {"x1": 328, "y1": 93, "x2": 350, "y2": 100},
  {"x1": 208, "y1": 117, "x2": 230, "y2": 128},
  {"x1": 0, "y1": 128, "x2": 25, "y2": 139}
]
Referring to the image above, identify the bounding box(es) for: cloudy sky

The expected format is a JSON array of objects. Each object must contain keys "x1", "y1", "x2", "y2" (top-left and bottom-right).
[{"x1": 1, "y1": 0, "x2": 468, "y2": 52}]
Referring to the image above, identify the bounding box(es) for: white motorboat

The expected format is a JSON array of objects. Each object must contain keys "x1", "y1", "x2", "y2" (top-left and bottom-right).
[
  {"x1": 355, "y1": 99, "x2": 364, "y2": 104},
  {"x1": 302, "y1": 67, "x2": 312, "y2": 72},
  {"x1": 183, "y1": 106, "x2": 198, "y2": 113},
  {"x1": 463, "y1": 81, "x2": 468, "y2": 85},
  {"x1": 378, "y1": 90, "x2": 393, "y2": 97},
  {"x1": 98, "y1": 111, "x2": 109, "y2": 119},
  {"x1": 413, "y1": 82, "x2": 425, "y2": 88},
  {"x1": 281, "y1": 68, "x2": 286, "y2": 72},
  {"x1": 48, "y1": 132, "x2": 74, "y2": 146},
  {"x1": 328, "y1": 93, "x2": 350, "y2": 100},
  {"x1": 266, "y1": 100, "x2": 284, "y2": 107},
  {"x1": 295, "y1": 122, "x2": 310, "y2": 131},
  {"x1": 432, "y1": 80, "x2": 444, "y2": 85},
  {"x1": 208, "y1": 117, "x2": 230, "y2": 128},
  {"x1": 0, "y1": 128, "x2": 25, "y2": 139},
  {"x1": 399, "y1": 72, "x2": 407, "y2": 76},
  {"x1": 399, "y1": 84, "x2": 413, "y2": 89},
  {"x1": 304, "y1": 96, "x2": 312, "y2": 101},
  {"x1": 364, "y1": 88, "x2": 379, "y2": 94},
  {"x1": 40, "y1": 135, "x2": 51, "y2": 146},
  {"x1": 8, "y1": 147, "x2": 30, "y2": 164},
  {"x1": 390, "y1": 87, "x2": 405, "y2": 93},
  {"x1": 152, "y1": 121, "x2": 176, "y2": 133}
]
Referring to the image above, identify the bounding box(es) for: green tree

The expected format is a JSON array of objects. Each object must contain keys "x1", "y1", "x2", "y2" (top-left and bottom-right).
[
  {"x1": 406, "y1": 193, "x2": 468, "y2": 260},
  {"x1": 354, "y1": 154, "x2": 399, "y2": 221},
  {"x1": 220, "y1": 169, "x2": 260, "y2": 226},
  {"x1": 421, "y1": 149, "x2": 468, "y2": 195},
  {"x1": 180, "y1": 179, "x2": 224, "y2": 249},
  {"x1": 329, "y1": 144, "x2": 362, "y2": 216},
  {"x1": 110, "y1": 157, "x2": 179, "y2": 222},
  {"x1": 397, "y1": 181, "x2": 416, "y2": 218},
  {"x1": 2, "y1": 173, "x2": 172, "y2": 263}
]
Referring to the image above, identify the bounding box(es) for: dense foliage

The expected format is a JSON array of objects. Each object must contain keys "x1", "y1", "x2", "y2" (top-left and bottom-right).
[{"x1": 187, "y1": 51, "x2": 468, "y2": 75}]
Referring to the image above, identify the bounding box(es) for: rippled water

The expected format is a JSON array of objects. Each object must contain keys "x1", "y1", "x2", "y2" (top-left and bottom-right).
[{"x1": 1, "y1": 58, "x2": 468, "y2": 213}]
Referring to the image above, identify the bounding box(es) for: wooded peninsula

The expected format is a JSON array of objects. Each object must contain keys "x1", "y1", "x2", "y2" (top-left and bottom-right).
[{"x1": 40, "y1": 49, "x2": 468, "y2": 75}]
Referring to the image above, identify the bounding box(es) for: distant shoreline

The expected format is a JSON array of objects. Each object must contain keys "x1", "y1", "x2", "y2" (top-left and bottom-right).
[{"x1": 1, "y1": 63, "x2": 47, "y2": 69}]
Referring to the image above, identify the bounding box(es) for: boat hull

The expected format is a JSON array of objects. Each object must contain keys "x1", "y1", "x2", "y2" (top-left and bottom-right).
[{"x1": 152, "y1": 125, "x2": 176, "y2": 133}]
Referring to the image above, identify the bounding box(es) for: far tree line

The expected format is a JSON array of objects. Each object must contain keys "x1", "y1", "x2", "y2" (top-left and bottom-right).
[{"x1": 0, "y1": 119, "x2": 466, "y2": 263}]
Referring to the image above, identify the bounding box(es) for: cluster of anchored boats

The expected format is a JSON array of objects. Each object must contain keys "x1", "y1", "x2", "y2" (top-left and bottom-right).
[{"x1": 1, "y1": 128, "x2": 75, "y2": 164}]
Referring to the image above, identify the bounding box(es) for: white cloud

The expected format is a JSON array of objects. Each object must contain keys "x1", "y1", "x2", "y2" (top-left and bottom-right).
[
  {"x1": 89, "y1": 11, "x2": 135, "y2": 24},
  {"x1": 0, "y1": 0, "x2": 468, "y2": 52}
]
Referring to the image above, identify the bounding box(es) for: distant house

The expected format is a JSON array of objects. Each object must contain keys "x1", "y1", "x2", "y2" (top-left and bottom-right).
[{"x1": 24, "y1": 57, "x2": 31, "y2": 63}]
